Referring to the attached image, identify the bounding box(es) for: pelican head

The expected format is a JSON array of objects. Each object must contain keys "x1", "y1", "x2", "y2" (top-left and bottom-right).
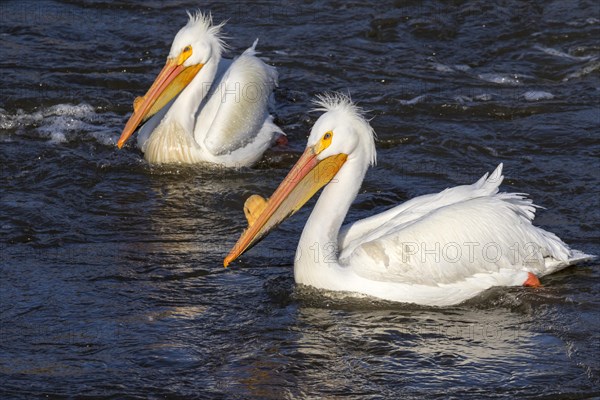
[
  {"x1": 117, "y1": 11, "x2": 226, "y2": 148},
  {"x1": 224, "y1": 93, "x2": 376, "y2": 266},
  {"x1": 305, "y1": 93, "x2": 376, "y2": 166}
]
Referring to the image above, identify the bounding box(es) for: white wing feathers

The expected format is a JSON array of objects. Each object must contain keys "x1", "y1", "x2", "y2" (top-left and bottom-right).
[
  {"x1": 338, "y1": 164, "x2": 574, "y2": 286},
  {"x1": 339, "y1": 164, "x2": 505, "y2": 257},
  {"x1": 201, "y1": 42, "x2": 279, "y2": 156}
]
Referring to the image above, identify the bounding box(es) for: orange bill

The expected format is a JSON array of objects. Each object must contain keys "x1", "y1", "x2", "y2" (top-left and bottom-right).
[
  {"x1": 117, "y1": 59, "x2": 202, "y2": 148},
  {"x1": 224, "y1": 146, "x2": 347, "y2": 267}
]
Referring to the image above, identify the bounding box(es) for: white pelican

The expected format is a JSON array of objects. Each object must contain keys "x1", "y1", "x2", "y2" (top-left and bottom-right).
[
  {"x1": 117, "y1": 11, "x2": 283, "y2": 167},
  {"x1": 224, "y1": 93, "x2": 593, "y2": 306}
]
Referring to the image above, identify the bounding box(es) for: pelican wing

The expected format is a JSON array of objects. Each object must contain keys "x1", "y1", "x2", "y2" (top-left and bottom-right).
[
  {"x1": 339, "y1": 164, "x2": 506, "y2": 254},
  {"x1": 199, "y1": 42, "x2": 279, "y2": 156},
  {"x1": 339, "y1": 164, "x2": 572, "y2": 286}
]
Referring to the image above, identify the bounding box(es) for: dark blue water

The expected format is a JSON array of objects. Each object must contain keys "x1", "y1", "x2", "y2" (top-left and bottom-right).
[{"x1": 1, "y1": 0, "x2": 599, "y2": 398}]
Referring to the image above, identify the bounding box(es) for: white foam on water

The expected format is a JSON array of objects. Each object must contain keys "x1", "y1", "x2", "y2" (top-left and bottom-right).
[
  {"x1": 478, "y1": 73, "x2": 523, "y2": 86},
  {"x1": 430, "y1": 63, "x2": 471, "y2": 73},
  {"x1": 453, "y1": 64, "x2": 472, "y2": 72},
  {"x1": 474, "y1": 93, "x2": 493, "y2": 101},
  {"x1": 523, "y1": 91, "x2": 555, "y2": 101},
  {"x1": 47, "y1": 103, "x2": 96, "y2": 118},
  {"x1": 0, "y1": 103, "x2": 119, "y2": 146},
  {"x1": 0, "y1": 108, "x2": 43, "y2": 130},
  {"x1": 431, "y1": 63, "x2": 455, "y2": 73},
  {"x1": 50, "y1": 131, "x2": 67, "y2": 144},
  {"x1": 90, "y1": 128, "x2": 118, "y2": 147}
]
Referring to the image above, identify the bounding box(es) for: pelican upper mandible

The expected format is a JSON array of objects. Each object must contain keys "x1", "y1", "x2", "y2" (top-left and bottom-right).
[
  {"x1": 117, "y1": 11, "x2": 284, "y2": 167},
  {"x1": 224, "y1": 93, "x2": 594, "y2": 307}
]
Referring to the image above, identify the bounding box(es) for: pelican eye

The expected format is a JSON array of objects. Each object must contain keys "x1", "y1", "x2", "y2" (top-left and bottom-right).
[
  {"x1": 177, "y1": 45, "x2": 193, "y2": 65},
  {"x1": 316, "y1": 131, "x2": 334, "y2": 154}
]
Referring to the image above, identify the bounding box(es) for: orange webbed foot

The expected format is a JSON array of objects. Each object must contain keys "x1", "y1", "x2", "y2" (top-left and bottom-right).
[{"x1": 523, "y1": 272, "x2": 541, "y2": 287}]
